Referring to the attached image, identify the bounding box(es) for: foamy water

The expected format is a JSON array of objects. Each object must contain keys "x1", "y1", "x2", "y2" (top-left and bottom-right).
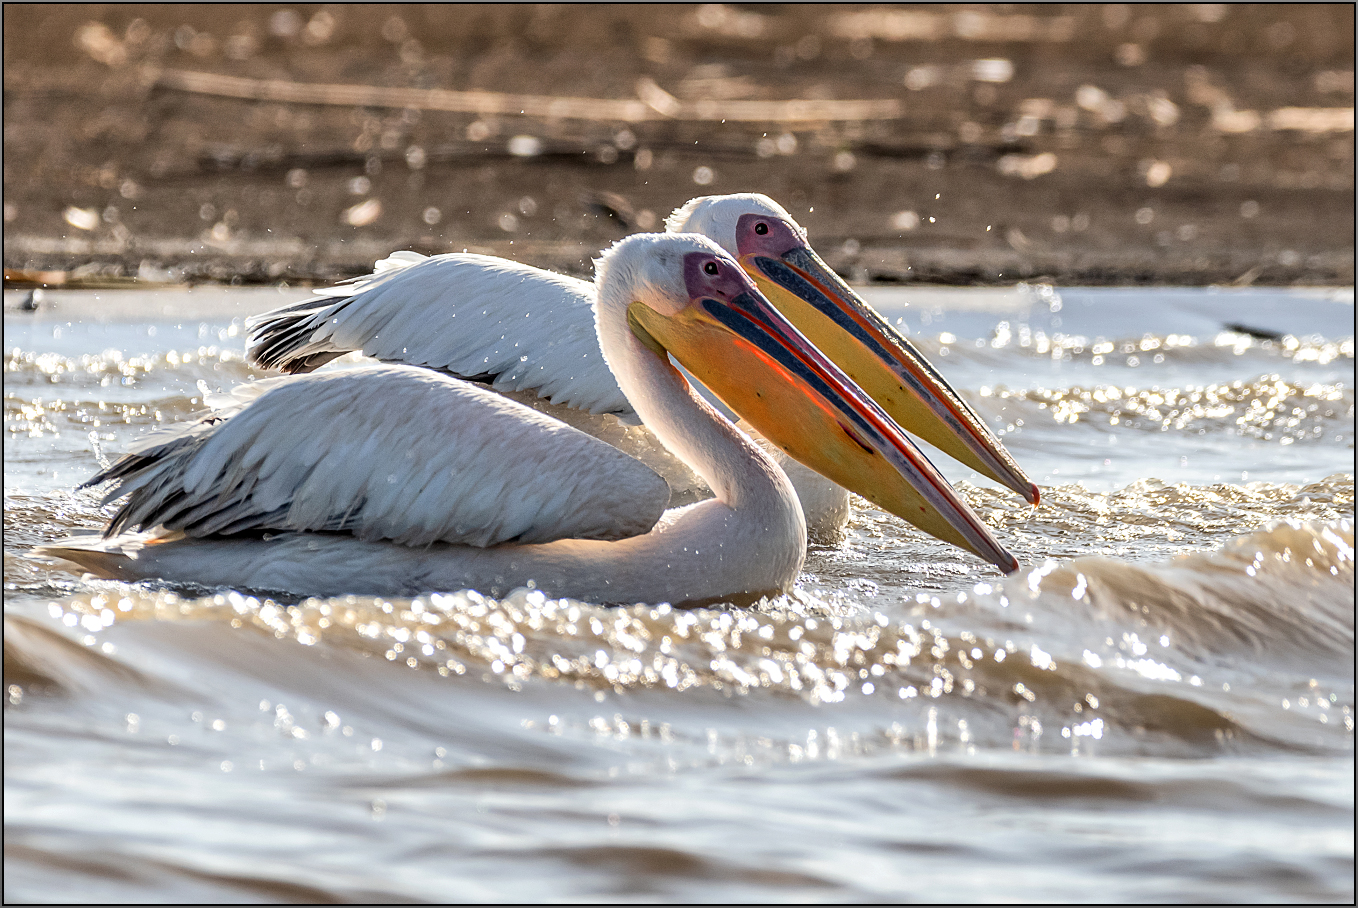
[{"x1": 4, "y1": 284, "x2": 1353, "y2": 902}]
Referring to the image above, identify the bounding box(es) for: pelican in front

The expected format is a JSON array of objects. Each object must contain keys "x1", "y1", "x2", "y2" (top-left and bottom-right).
[
  {"x1": 245, "y1": 194, "x2": 1037, "y2": 545},
  {"x1": 41, "y1": 234, "x2": 1017, "y2": 605}
]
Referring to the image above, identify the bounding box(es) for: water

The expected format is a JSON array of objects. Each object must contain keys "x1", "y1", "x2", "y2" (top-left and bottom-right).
[{"x1": 4, "y1": 283, "x2": 1353, "y2": 902}]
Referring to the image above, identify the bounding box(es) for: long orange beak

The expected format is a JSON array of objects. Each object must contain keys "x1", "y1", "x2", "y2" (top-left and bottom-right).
[
  {"x1": 628, "y1": 260, "x2": 1019, "y2": 574},
  {"x1": 733, "y1": 215, "x2": 1039, "y2": 507}
]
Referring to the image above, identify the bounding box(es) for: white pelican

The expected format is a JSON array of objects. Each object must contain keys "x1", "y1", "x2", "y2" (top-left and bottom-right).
[
  {"x1": 245, "y1": 194, "x2": 1037, "y2": 543},
  {"x1": 41, "y1": 234, "x2": 1018, "y2": 605}
]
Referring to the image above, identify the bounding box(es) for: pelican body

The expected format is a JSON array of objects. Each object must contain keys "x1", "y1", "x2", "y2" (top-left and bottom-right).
[
  {"x1": 42, "y1": 235, "x2": 1018, "y2": 606},
  {"x1": 244, "y1": 194, "x2": 1037, "y2": 548}
]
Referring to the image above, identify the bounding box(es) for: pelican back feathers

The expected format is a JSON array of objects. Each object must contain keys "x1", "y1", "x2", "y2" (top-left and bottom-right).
[
  {"x1": 84, "y1": 365, "x2": 669, "y2": 548},
  {"x1": 246, "y1": 253, "x2": 634, "y2": 418}
]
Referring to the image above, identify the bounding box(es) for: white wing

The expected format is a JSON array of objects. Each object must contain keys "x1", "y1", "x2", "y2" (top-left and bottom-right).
[
  {"x1": 86, "y1": 365, "x2": 669, "y2": 548},
  {"x1": 246, "y1": 252, "x2": 634, "y2": 418}
]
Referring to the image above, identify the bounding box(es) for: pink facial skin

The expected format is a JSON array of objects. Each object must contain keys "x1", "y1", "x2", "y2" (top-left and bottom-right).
[
  {"x1": 735, "y1": 212, "x2": 804, "y2": 258},
  {"x1": 682, "y1": 251, "x2": 761, "y2": 301}
]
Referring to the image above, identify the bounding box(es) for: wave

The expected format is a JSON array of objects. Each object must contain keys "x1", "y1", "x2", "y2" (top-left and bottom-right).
[
  {"x1": 4, "y1": 346, "x2": 261, "y2": 393},
  {"x1": 1022, "y1": 520, "x2": 1353, "y2": 662},
  {"x1": 805, "y1": 475, "x2": 1356, "y2": 578},
  {"x1": 5, "y1": 392, "x2": 214, "y2": 441},
  {"x1": 984, "y1": 519, "x2": 1354, "y2": 754},
  {"x1": 3, "y1": 613, "x2": 189, "y2": 700},
  {"x1": 17, "y1": 518, "x2": 1351, "y2": 758},
  {"x1": 971, "y1": 474, "x2": 1355, "y2": 555},
  {"x1": 975, "y1": 376, "x2": 1353, "y2": 446},
  {"x1": 914, "y1": 327, "x2": 1354, "y2": 369}
]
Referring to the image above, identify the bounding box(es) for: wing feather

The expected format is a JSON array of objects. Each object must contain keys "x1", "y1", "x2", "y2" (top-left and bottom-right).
[
  {"x1": 83, "y1": 365, "x2": 669, "y2": 547},
  {"x1": 245, "y1": 253, "x2": 635, "y2": 418}
]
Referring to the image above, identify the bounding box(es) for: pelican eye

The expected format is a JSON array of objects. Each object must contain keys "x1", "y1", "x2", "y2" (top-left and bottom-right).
[
  {"x1": 754, "y1": 222, "x2": 769, "y2": 235},
  {"x1": 703, "y1": 261, "x2": 719, "y2": 275}
]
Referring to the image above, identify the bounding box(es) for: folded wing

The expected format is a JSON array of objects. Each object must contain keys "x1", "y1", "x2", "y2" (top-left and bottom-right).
[
  {"x1": 85, "y1": 365, "x2": 670, "y2": 548},
  {"x1": 246, "y1": 252, "x2": 634, "y2": 418}
]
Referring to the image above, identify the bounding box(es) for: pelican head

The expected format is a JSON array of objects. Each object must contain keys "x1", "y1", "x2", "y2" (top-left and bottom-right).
[
  {"x1": 596, "y1": 233, "x2": 1017, "y2": 573},
  {"x1": 667, "y1": 194, "x2": 1039, "y2": 507}
]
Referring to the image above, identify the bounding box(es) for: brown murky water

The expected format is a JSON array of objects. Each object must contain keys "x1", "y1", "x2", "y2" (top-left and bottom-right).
[{"x1": 4, "y1": 284, "x2": 1353, "y2": 902}]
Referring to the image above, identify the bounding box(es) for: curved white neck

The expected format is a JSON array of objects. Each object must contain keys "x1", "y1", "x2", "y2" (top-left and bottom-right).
[{"x1": 602, "y1": 312, "x2": 792, "y2": 515}]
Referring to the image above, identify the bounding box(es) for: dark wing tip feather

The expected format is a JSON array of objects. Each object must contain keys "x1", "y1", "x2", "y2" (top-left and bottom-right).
[{"x1": 246, "y1": 304, "x2": 336, "y2": 372}]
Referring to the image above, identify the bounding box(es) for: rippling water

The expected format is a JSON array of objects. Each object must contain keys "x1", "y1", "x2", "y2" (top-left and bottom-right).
[{"x1": 4, "y1": 284, "x2": 1353, "y2": 902}]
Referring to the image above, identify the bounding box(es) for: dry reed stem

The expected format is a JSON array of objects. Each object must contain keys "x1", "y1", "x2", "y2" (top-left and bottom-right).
[{"x1": 155, "y1": 69, "x2": 904, "y2": 123}]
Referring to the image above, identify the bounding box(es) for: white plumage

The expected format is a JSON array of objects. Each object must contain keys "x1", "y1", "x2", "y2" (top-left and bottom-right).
[
  {"x1": 90, "y1": 366, "x2": 669, "y2": 548},
  {"x1": 249, "y1": 251, "x2": 632, "y2": 418}
]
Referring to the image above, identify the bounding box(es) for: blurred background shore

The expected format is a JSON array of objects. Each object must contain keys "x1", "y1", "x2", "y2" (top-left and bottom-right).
[{"x1": 3, "y1": 3, "x2": 1353, "y2": 288}]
